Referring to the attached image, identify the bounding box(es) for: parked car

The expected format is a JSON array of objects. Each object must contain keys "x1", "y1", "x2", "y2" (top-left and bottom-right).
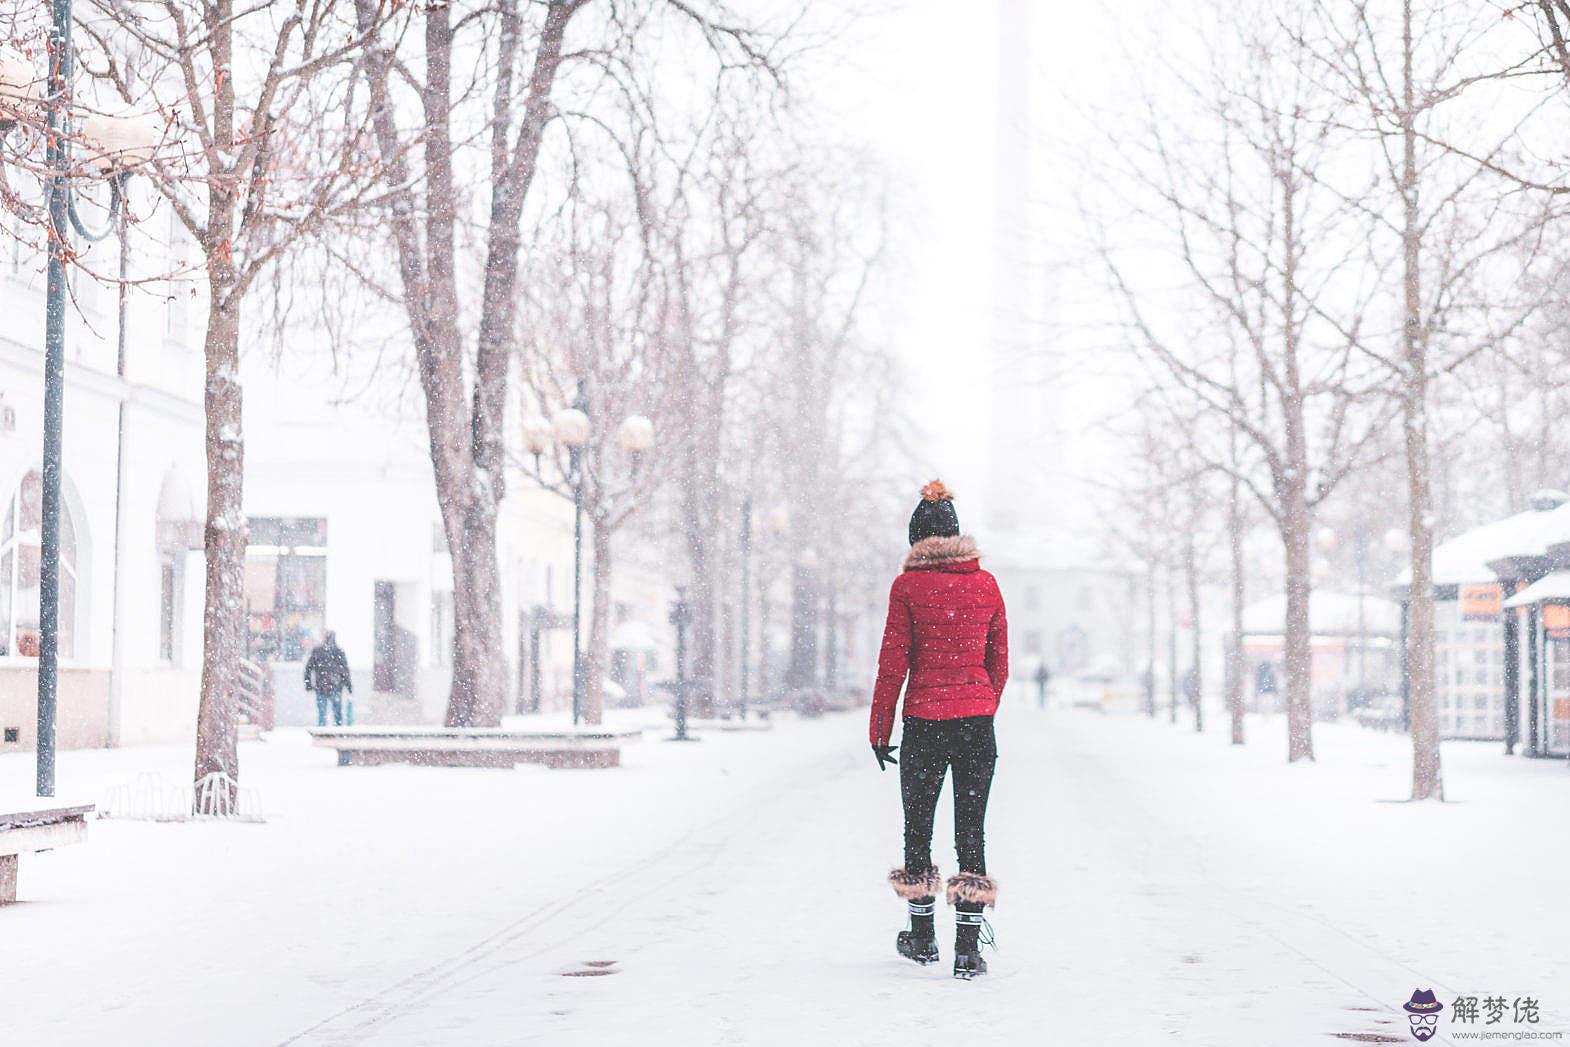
[
  {"x1": 1352, "y1": 693, "x2": 1405, "y2": 732},
  {"x1": 1064, "y1": 663, "x2": 1144, "y2": 715}
]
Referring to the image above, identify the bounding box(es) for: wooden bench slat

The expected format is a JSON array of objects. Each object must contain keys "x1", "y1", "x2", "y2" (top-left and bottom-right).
[
  {"x1": 0, "y1": 805, "x2": 94, "y2": 832},
  {"x1": 0, "y1": 819, "x2": 88, "y2": 858}
]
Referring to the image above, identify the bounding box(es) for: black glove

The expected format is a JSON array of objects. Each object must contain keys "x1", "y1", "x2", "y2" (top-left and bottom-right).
[{"x1": 873, "y1": 744, "x2": 898, "y2": 771}]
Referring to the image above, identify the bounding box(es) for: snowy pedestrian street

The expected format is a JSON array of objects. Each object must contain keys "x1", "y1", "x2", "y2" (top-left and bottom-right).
[{"x1": 6, "y1": 707, "x2": 1566, "y2": 1046}]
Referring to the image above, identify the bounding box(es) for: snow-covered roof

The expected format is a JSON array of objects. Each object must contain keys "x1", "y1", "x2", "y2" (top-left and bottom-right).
[
  {"x1": 1404, "y1": 493, "x2": 1570, "y2": 587},
  {"x1": 1241, "y1": 591, "x2": 1401, "y2": 637},
  {"x1": 1502, "y1": 570, "x2": 1570, "y2": 608}
]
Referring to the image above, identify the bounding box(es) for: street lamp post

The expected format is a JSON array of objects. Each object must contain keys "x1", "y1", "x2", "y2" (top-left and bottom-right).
[
  {"x1": 547, "y1": 397, "x2": 590, "y2": 726},
  {"x1": 524, "y1": 395, "x2": 652, "y2": 726},
  {"x1": 2, "y1": 35, "x2": 159, "y2": 797},
  {"x1": 738, "y1": 495, "x2": 752, "y2": 721},
  {"x1": 669, "y1": 586, "x2": 693, "y2": 741},
  {"x1": 1354, "y1": 527, "x2": 1369, "y2": 698}
]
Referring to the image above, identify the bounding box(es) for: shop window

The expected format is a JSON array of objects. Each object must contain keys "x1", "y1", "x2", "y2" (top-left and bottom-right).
[
  {"x1": 431, "y1": 591, "x2": 453, "y2": 667},
  {"x1": 0, "y1": 471, "x2": 76, "y2": 659},
  {"x1": 248, "y1": 517, "x2": 328, "y2": 549},
  {"x1": 244, "y1": 517, "x2": 327, "y2": 662}
]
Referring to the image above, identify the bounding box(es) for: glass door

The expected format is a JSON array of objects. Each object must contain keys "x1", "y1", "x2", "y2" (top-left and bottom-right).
[{"x1": 1545, "y1": 631, "x2": 1570, "y2": 756}]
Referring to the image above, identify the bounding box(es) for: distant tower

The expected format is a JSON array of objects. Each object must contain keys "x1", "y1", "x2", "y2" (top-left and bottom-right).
[{"x1": 987, "y1": 0, "x2": 1057, "y2": 534}]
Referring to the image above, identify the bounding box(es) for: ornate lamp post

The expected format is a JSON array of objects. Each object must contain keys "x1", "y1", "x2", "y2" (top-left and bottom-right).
[
  {"x1": 522, "y1": 394, "x2": 653, "y2": 725},
  {"x1": 2, "y1": 36, "x2": 161, "y2": 797},
  {"x1": 668, "y1": 586, "x2": 695, "y2": 742}
]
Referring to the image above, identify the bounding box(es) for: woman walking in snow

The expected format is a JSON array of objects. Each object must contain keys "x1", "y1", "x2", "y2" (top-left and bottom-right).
[{"x1": 871, "y1": 481, "x2": 1006, "y2": 979}]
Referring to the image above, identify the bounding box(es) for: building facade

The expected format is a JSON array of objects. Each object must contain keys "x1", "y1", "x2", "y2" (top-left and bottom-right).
[{"x1": 0, "y1": 196, "x2": 208, "y2": 755}]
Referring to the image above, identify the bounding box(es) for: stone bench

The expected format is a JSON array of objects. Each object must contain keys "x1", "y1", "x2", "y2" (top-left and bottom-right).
[
  {"x1": 0, "y1": 805, "x2": 93, "y2": 905},
  {"x1": 309, "y1": 727, "x2": 642, "y2": 769}
]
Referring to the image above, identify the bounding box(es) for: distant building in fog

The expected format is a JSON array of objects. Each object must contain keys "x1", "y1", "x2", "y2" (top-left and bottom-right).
[{"x1": 987, "y1": 532, "x2": 1139, "y2": 681}]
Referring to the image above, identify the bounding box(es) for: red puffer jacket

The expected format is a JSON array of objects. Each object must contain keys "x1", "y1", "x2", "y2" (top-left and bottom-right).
[{"x1": 869, "y1": 535, "x2": 1009, "y2": 746}]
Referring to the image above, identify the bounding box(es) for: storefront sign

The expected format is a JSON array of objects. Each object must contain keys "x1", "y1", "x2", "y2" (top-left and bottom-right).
[
  {"x1": 1545, "y1": 604, "x2": 1570, "y2": 640},
  {"x1": 1460, "y1": 583, "x2": 1503, "y2": 621}
]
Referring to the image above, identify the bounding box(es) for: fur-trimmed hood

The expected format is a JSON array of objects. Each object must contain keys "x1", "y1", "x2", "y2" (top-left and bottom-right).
[{"x1": 903, "y1": 534, "x2": 981, "y2": 573}]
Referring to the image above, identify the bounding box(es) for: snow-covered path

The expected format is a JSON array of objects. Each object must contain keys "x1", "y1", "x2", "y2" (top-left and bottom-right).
[{"x1": 5, "y1": 707, "x2": 1567, "y2": 1046}]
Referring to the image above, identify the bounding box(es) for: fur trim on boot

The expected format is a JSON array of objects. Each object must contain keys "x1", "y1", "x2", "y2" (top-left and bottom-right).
[
  {"x1": 889, "y1": 866, "x2": 942, "y2": 900},
  {"x1": 946, "y1": 871, "x2": 998, "y2": 907}
]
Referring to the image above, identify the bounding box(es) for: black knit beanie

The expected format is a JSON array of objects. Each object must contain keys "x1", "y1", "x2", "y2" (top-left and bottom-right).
[{"x1": 908, "y1": 480, "x2": 960, "y2": 546}]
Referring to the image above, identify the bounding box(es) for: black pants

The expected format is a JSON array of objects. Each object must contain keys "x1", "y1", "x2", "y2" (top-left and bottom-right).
[{"x1": 900, "y1": 715, "x2": 997, "y2": 876}]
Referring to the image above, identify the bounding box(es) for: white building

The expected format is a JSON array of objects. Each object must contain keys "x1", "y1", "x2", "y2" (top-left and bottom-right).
[
  {"x1": 0, "y1": 200, "x2": 679, "y2": 751},
  {"x1": 240, "y1": 323, "x2": 675, "y2": 726},
  {"x1": 0, "y1": 197, "x2": 208, "y2": 755}
]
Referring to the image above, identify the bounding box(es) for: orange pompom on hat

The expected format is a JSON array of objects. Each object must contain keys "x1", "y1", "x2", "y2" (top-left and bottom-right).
[{"x1": 909, "y1": 479, "x2": 960, "y2": 546}]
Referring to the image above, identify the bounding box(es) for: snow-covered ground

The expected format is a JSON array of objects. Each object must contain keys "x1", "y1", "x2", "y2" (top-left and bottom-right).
[{"x1": 4, "y1": 706, "x2": 1567, "y2": 1046}]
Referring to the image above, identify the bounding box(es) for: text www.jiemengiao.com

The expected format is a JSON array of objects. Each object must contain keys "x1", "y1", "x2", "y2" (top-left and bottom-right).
[{"x1": 1450, "y1": 1032, "x2": 1565, "y2": 1041}]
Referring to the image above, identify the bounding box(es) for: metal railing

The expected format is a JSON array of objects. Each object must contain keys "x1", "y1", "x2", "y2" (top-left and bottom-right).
[{"x1": 236, "y1": 659, "x2": 275, "y2": 732}]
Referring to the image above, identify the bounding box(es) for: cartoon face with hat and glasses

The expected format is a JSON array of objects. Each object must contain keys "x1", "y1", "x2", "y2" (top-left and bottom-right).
[{"x1": 1404, "y1": 989, "x2": 1444, "y2": 1041}]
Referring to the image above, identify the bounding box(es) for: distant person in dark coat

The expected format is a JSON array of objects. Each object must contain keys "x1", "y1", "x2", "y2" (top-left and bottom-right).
[
  {"x1": 1255, "y1": 661, "x2": 1278, "y2": 708},
  {"x1": 1033, "y1": 661, "x2": 1051, "y2": 709},
  {"x1": 305, "y1": 630, "x2": 353, "y2": 727}
]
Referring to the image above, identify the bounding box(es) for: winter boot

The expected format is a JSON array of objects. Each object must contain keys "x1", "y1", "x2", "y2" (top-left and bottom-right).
[
  {"x1": 947, "y1": 872, "x2": 999, "y2": 981},
  {"x1": 952, "y1": 909, "x2": 990, "y2": 979},
  {"x1": 889, "y1": 866, "x2": 942, "y2": 966},
  {"x1": 896, "y1": 900, "x2": 940, "y2": 965}
]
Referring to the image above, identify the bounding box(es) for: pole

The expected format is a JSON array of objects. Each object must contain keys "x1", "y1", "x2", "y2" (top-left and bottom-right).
[
  {"x1": 738, "y1": 495, "x2": 752, "y2": 720},
  {"x1": 570, "y1": 444, "x2": 584, "y2": 727},
  {"x1": 107, "y1": 184, "x2": 130, "y2": 748},
  {"x1": 36, "y1": 0, "x2": 74, "y2": 798},
  {"x1": 1356, "y1": 529, "x2": 1367, "y2": 697},
  {"x1": 568, "y1": 379, "x2": 587, "y2": 727}
]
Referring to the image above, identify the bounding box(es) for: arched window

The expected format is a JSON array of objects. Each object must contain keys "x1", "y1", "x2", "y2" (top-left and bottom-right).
[{"x1": 0, "y1": 471, "x2": 77, "y2": 658}]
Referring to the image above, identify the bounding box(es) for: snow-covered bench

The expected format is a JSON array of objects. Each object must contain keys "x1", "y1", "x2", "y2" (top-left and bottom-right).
[
  {"x1": 309, "y1": 727, "x2": 642, "y2": 769},
  {"x1": 0, "y1": 805, "x2": 93, "y2": 905}
]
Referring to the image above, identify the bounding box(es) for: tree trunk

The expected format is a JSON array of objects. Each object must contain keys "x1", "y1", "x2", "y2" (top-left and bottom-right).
[
  {"x1": 1185, "y1": 526, "x2": 1203, "y2": 733},
  {"x1": 354, "y1": 0, "x2": 578, "y2": 728},
  {"x1": 446, "y1": 500, "x2": 506, "y2": 726},
  {"x1": 1282, "y1": 490, "x2": 1315, "y2": 762},
  {"x1": 682, "y1": 467, "x2": 720, "y2": 717},
  {"x1": 1227, "y1": 475, "x2": 1247, "y2": 746},
  {"x1": 1277, "y1": 148, "x2": 1315, "y2": 764},
  {"x1": 192, "y1": 4, "x2": 244, "y2": 811},
  {"x1": 1401, "y1": 0, "x2": 1443, "y2": 800},
  {"x1": 1166, "y1": 569, "x2": 1178, "y2": 724},
  {"x1": 824, "y1": 577, "x2": 839, "y2": 691},
  {"x1": 1145, "y1": 561, "x2": 1158, "y2": 717},
  {"x1": 583, "y1": 519, "x2": 613, "y2": 725},
  {"x1": 193, "y1": 283, "x2": 244, "y2": 811},
  {"x1": 786, "y1": 562, "x2": 819, "y2": 691}
]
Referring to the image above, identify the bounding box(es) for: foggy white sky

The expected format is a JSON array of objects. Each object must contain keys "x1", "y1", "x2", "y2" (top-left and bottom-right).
[{"x1": 801, "y1": 1, "x2": 1152, "y2": 547}]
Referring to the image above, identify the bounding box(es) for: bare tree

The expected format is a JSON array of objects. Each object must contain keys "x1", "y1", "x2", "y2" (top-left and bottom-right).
[
  {"x1": 767, "y1": 167, "x2": 885, "y2": 701},
  {"x1": 1097, "y1": 7, "x2": 1388, "y2": 762},
  {"x1": 350, "y1": 0, "x2": 785, "y2": 726},
  {"x1": 73, "y1": 0, "x2": 388, "y2": 806},
  {"x1": 660, "y1": 118, "x2": 773, "y2": 717},
  {"x1": 1304, "y1": 0, "x2": 1564, "y2": 799},
  {"x1": 517, "y1": 197, "x2": 670, "y2": 725}
]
